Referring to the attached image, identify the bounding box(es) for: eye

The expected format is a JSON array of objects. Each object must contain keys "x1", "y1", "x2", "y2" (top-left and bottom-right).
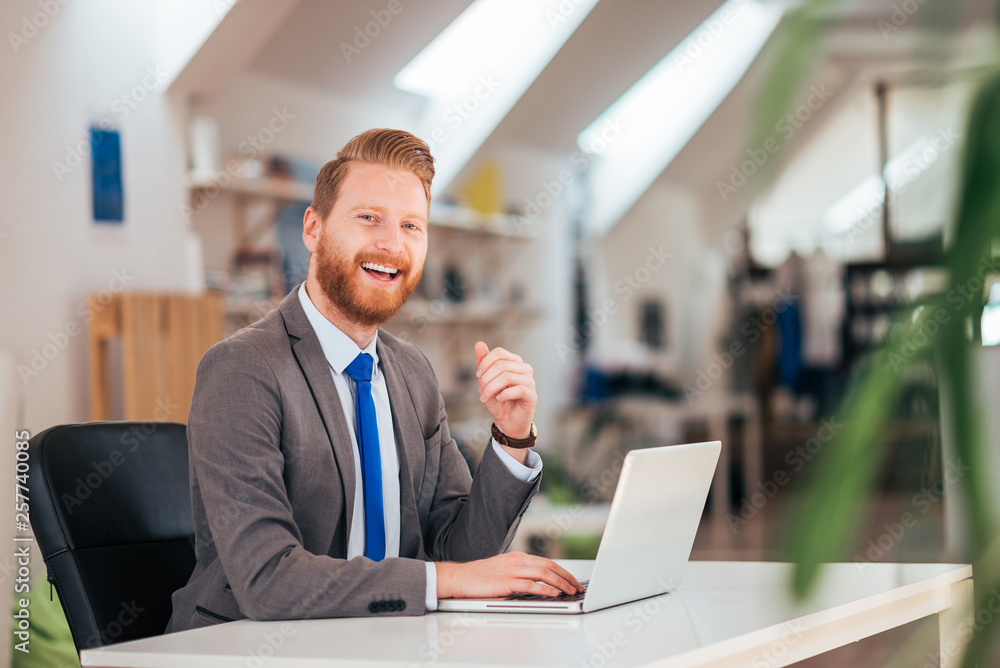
[{"x1": 360, "y1": 214, "x2": 377, "y2": 222}]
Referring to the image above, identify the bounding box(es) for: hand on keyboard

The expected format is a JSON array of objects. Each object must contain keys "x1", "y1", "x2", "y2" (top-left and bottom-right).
[
  {"x1": 506, "y1": 580, "x2": 589, "y2": 602},
  {"x1": 436, "y1": 552, "x2": 585, "y2": 599}
]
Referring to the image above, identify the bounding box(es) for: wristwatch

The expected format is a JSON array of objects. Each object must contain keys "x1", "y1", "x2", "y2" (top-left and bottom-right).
[{"x1": 491, "y1": 422, "x2": 537, "y2": 449}]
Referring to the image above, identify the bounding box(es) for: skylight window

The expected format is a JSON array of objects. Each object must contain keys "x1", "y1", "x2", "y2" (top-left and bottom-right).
[
  {"x1": 395, "y1": 0, "x2": 566, "y2": 100},
  {"x1": 576, "y1": 0, "x2": 783, "y2": 236},
  {"x1": 395, "y1": 0, "x2": 600, "y2": 190}
]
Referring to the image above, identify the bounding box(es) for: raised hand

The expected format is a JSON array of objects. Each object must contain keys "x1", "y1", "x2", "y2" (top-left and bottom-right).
[{"x1": 474, "y1": 341, "x2": 536, "y2": 441}]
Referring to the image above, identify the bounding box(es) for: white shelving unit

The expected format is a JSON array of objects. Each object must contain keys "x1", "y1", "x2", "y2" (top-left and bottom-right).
[
  {"x1": 188, "y1": 174, "x2": 314, "y2": 202},
  {"x1": 188, "y1": 174, "x2": 313, "y2": 333},
  {"x1": 426, "y1": 202, "x2": 537, "y2": 240}
]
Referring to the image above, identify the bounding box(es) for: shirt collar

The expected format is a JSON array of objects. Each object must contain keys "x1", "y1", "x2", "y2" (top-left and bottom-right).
[{"x1": 297, "y1": 283, "x2": 380, "y2": 375}]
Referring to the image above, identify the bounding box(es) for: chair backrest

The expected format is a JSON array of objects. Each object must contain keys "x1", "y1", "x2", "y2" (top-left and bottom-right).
[{"x1": 28, "y1": 422, "x2": 196, "y2": 650}]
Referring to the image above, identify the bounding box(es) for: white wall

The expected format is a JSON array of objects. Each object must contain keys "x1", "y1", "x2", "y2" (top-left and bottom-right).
[
  {"x1": 0, "y1": 0, "x2": 200, "y2": 432},
  {"x1": 202, "y1": 70, "x2": 420, "y2": 167},
  {"x1": 749, "y1": 82, "x2": 882, "y2": 266},
  {"x1": 887, "y1": 81, "x2": 976, "y2": 243},
  {"x1": 942, "y1": 346, "x2": 1000, "y2": 559},
  {"x1": 749, "y1": 76, "x2": 977, "y2": 267},
  {"x1": 588, "y1": 181, "x2": 728, "y2": 388}
]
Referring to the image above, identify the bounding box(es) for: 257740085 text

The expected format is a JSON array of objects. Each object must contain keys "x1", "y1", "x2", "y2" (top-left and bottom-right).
[{"x1": 14, "y1": 429, "x2": 33, "y2": 654}]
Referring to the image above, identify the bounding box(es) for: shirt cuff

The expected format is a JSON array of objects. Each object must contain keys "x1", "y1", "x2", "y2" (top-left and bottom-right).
[
  {"x1": 491, "y1": 438, "x2": 542, "y2": 482},
  {"x1": 425, "y1": 561, "x2": 438, "y2": 611}
]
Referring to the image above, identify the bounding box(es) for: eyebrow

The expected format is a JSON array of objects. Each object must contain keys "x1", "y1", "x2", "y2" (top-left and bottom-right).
[{"x1": 348, "y1": 204, "x2": 428, "y2": 222}]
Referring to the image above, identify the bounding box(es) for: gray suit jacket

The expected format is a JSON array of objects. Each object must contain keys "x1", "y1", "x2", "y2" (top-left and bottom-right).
[{"x1": 167, "y1": 288, "x2": 540, "y2": 632}]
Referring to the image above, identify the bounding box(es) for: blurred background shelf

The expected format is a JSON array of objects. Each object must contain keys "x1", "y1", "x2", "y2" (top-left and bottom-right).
[
  {"x1": 188, "y1": 174, "x2": 314, "y2": 202},
  {"x1": 390, "y1": 300, "x2": 542, "y2": 326}
]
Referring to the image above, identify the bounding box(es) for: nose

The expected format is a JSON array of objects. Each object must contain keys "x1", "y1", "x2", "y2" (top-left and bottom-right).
[{"x1": 374, "y1": 221, "x2": 404, "y2": 254}]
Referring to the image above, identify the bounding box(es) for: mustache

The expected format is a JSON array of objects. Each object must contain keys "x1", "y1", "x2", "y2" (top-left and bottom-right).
[{"x1": 355, "y1": 252, "x2": 411, "y2": 273}]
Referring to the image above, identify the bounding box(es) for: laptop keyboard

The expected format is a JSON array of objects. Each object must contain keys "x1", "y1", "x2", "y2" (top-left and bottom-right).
[{"x1": 505, "y1": 580, "x2": 589, "y2": 602}]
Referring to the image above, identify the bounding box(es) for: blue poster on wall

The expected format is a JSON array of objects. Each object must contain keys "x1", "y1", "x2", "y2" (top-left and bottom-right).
[{"x1": 91, "y1": 126, "x2": 123, "y2": 223}]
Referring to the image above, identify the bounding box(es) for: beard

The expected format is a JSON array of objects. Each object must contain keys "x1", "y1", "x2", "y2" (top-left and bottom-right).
[{"x1": 314, "y1": 233, "x2": 422, "y2": 328}]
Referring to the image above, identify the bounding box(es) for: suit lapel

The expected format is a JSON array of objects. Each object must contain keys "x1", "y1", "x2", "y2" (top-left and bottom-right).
[
  {"x1": 279, "y1": 291, "x2": 356, "y2": 545},
  {"x1": 378, "y1": 336, "x2": 426, "y2": 559}
]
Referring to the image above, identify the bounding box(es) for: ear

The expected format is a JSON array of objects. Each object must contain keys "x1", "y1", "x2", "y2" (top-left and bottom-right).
[{"x1": 302, "y1": 206, "x2": 322, "y2": 253}]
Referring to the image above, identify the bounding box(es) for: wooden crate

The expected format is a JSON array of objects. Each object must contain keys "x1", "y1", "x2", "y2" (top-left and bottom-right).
[{"x1": 89, "y1": 293, "x2": 224, "y2": 423}]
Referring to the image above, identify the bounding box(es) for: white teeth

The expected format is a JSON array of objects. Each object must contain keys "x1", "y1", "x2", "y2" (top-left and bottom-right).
[{"x1": 362, "y1": 262, "x2": 398, "y2": 275}]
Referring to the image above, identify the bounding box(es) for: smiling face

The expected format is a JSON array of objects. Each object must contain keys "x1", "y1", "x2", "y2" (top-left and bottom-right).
[{"x1": 304, "y1": 161, "x2": 429, "y2": 332}]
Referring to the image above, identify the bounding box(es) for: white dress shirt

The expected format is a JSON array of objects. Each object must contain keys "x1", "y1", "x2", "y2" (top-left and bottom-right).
[{"x1": 297, "y1": 285, "x2": 541, "y2": 610}]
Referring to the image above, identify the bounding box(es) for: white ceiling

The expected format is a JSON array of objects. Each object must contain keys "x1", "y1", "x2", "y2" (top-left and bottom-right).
[
  {"x1": 240, "y1": 0, "x2": 998, "y2": 236},
  {"x1": 250, "y1": 0, "x2": 475, "y2": 108}
]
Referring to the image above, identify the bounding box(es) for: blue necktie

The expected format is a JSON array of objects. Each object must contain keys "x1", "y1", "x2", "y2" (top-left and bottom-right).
[{"x1": 345, "y1": 353, "x2": 386, "y2": 561}]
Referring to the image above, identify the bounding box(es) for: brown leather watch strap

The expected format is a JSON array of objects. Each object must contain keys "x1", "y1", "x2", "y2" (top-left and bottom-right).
[{"x1": 491, "y1": 422, "x2": 537, "y2": 449}]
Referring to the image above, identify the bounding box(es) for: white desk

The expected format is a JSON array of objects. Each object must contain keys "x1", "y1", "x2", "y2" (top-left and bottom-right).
[{"x1": 81, "y1": 561, "x2": 972, "y2": 668}]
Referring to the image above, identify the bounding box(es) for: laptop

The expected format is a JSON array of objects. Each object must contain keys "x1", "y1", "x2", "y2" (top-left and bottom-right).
[{"x1": 438, "y1": 440, "x2": 720, "y2": 614}]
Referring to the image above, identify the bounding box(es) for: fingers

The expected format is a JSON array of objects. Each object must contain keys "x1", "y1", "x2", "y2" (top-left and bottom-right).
[
  {"x1": 480, "y1": 379, "x2": 536, "y2": 413},
  {"x1": 502, "y1": 553, "x2": 583, "y2": 596},
  {"x1": 511, "y1": 580, "x2": 563, "y2": 597},
  {"x1": 475, "y1": 345, "x2": 522, "y2": 379},
  {"x1": 438, "y1": 553, "x2": 586, "y2": 599},
  {"x1": 479, "y1": 359, "x2": 532, "y2": 389},
  {"x1": 474, "y1": 341, "x2": 489, "y2": 368},
  {"x1": 519, "y1": 567, "x2": 579, "y2": 596},
  {"x1": 479, "y1": 362, "x2": 535, "y2": 404},
  {"x1": 481, "y1": 386, "x2": 537, "y2": 418},
  {"x1": 548, "y1": 561, "x2": 584, "y2": 592},
  {"x1": 474, "y1": 346, "x2": 537, "y2": 440}
]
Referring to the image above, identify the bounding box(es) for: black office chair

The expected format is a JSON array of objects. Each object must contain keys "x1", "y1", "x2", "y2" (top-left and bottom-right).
[{"x1": 28, "y1": 422, "x2": 196, "y2": 651}]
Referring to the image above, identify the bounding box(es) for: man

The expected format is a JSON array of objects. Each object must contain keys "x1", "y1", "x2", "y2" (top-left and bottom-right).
[{"x1": 167, "y1": 129, "x2": 581, "y2": 631}]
